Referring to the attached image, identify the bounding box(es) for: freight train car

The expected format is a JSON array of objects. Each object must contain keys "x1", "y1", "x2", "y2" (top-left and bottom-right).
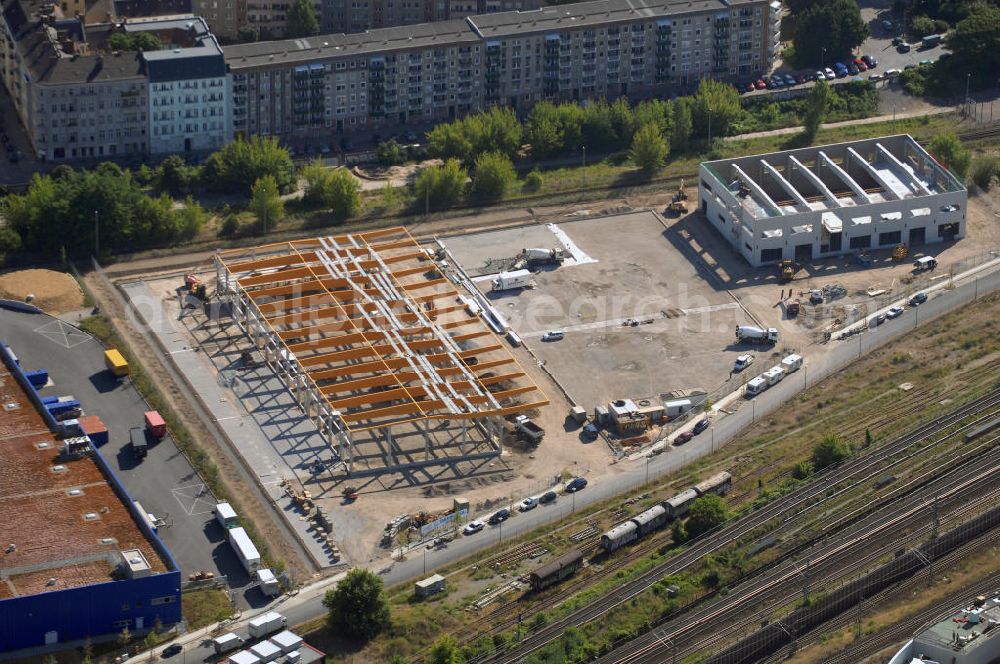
[
  {"x1": 693, "y1": 471, "x2": 732, "y2": 497},
  {"x1": 600, "y1": 521, "x2": 640, "y2": 552},
  {"x1": 632, "y1": 504, "x2": 668, "y2": 536},
  {"x1": 529, "y1": 549, "x2": 584, "y2": 591},
  {"x1": 664, "y1": 488, "x2": 700, "y2": 520}
]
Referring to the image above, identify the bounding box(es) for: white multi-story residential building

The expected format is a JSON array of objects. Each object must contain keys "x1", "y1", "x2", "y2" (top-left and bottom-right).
[{"x1": 225, "y1": 0, "x2": 781, "y2": 142}]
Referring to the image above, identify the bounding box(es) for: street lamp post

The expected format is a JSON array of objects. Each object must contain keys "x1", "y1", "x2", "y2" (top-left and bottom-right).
[
  {"x1": 645, "y1": 456, "x2": 650, "y2": 485},
  {"x1": 707, "y1": 107, "x2": 712, "y2": 146},
  {"x1": 966, "y1": 73, "x2": 972, "y2": 116},
  {"x1": 94, "y1": 210, "x2": 99, "y2": 257}
]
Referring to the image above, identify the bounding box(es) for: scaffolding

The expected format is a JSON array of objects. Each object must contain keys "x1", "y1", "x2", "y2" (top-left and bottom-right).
[{"x1": 214, "y1": 227, "x2": 548, "y2": 476}]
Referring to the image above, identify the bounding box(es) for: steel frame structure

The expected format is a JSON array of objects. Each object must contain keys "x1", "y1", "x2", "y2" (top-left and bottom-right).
[{"x1": 214, "y1": 227, "x2": 547, "y2": 475}]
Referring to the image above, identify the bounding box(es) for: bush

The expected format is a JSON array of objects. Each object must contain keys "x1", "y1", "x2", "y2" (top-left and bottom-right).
[
  {"x1": 218, "y1": 215, "x2": 241, "y2": 238},
  {"x1": 301, "y1": 161, "x2": 362, "y2": 218},
  {"x1": 791, "y1": 461, "x2": 814, "y2": 480},
  {"x1": 812, "y1": 433, "x2": 851, "y2": 470},
  {"x1": 929, "y1": 132, "x2": 971, "y2": 179},
  {"x1": 376, "y1": 139, "x2": 407, "y2": 167},
  {"x1": 969, "y1": 155, "x2": 1000, "y2": 190},
  {"x1": 523, "y1": 169, "x2": 544, "y2": 192},
  {"x1": 933, "y1": 19, "x2": 950, "y2": 33}
]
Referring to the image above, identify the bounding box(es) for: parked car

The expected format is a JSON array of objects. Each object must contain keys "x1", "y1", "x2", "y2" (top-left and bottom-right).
[
  {"x1": 754, "y1": 78, "x2": 766, "y2": 89},
  {"x1": 885, "y1": 68, "x2": 901, "y2": 79},
  {"x1": 856, "y1": 61, "x2": 868, "y2": 72},
  {"x1": 539, "y1": 490, "x2": 558, "y2": 504},
  {"x1": 862, "y1": 54, "x2": 877, "y2": 68},
  {"x1": 566, "y1": 477, "x2": 588, "y2": 493},
  {"x1": 919, "y1": 59, "x2": 933, "y2": 66},
  {"x1": 674, "y1": 431, "x2": 694, "y2": 445},
  {"x1": 768, "y1": 76, "x2": 782, "y2": 89},
  {"x1": 909, "y1": 292, "x2": 928, "y2": 306},
  {"x1": 869, "y1": 73, "x2": 884, "y2": 82},
  {"x1": 886, "y1": 306, "x2": 905, "y2": 319},
  {"x1": 783, "y1": 73, "x2": 796, "y2": 86},
  {"x1": 897, "y1": 42, "x2": 911, "y2": 53},
  {"x1": 904, "y1": 63, "x2": 917, "y2": 70},
  {"x1": 744, "y1": 82, "x2": 756, "y2": 93},
  {"x1": 794, "y1": 72, "x2": 807, "y2": 84},
  {"x1": 692, "y1": 419, "x2": 710, "y2": 435},
  {"x1": 872, "y1": 313, "x2": 887, "y2": 326},
  {"x1": 823, "y1": 67, "x2": 836, "y2": 80},
  {"x1": 161, "y1": 645, "x2": 183, "y2": 659},
  {"x1": 463, "y1": 520, "x2": 485, "y2": 535},
  {"x1": 581, "y1": 423, "x2": 600, "y2": 440},
  {"x1": 488, "y1": 508, "x2": 511, "y2": 524},
  {"x1": 814, "y1": 70, "x2": 826, "y2": 82},
  {"x1": 541, "y1": 331, "x2": 565, "y2": 342},
  {"x1": 881, "y1": 19, "x2": 894, "y2": 31},
  {"x1": 518, "y1": 497, "x2": 538, "y2": 512},
  {"x1": 848, "y1": 64, "x2": 860, "y2": 75}
]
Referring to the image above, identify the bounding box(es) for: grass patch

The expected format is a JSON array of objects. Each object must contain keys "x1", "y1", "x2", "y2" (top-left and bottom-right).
[{"x1": 181, "y1": 588, "x2": 233, "y2": 630}]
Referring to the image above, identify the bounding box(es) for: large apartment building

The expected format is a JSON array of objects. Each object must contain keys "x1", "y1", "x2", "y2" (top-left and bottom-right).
[
  {"x1": 225, "y1": 0, "x2": 780, "y2": 141},
  {"x1": 0, "y1": 0, "x2": 231, "y2": 161}
]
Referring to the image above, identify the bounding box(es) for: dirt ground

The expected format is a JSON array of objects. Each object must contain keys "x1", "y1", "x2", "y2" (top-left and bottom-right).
[{"x1": 0, "y1": 269, "x2": 84, "y2": 314}]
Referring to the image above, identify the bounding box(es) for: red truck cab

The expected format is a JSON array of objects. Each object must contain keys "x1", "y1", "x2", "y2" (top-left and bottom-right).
[{"x1": 144, "y1": 410, "x2": 166, "y2": 439}]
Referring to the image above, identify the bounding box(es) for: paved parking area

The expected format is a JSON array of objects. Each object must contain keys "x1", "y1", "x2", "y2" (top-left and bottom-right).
[
  {"x1": 0, "y1": 309, "x2": 265, "y2": 608},
  {"x1": 442, "y1": 212, "x2": 755, "y2": 411}
]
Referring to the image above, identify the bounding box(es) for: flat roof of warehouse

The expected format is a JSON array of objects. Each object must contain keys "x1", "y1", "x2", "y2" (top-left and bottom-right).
[{"x1": 0, "y1": 365, "x2": 168, "y2": 597}]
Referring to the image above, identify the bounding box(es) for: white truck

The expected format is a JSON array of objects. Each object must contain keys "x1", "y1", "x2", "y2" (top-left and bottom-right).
[
  {"x1": 212, "y1": 633, "x2": 245, "y2": 655},
  {"x1": 736, "y1": 325, "x2": 779, "y2": 344},
  {"x1": 214, "y1": 501, "x2": 239, "y2": 530},
  {"x1": 781, "y1": 354, "x2": 802, "y2": 373},
  {"x1": 228, "y1": 526, "x2": 261, "y2": 573},
  {"x1": 913, "y1": 255, "x2": 937, "y2": 271},
  {"x1": 491, "y1": 269, "x2": 533, "y2": 292},
  {"x1": 522, "y1": 247, "x2": 565, "y2": 265},
  {"x1": 247, "y1": 611, "x2": 287, "y2": 639},
  {"x1": 733, "y1": 354, "x2": 754, "y2": 372},
  {"x1": 762, "y1": 366, "x2": 786, "y2": 386}
]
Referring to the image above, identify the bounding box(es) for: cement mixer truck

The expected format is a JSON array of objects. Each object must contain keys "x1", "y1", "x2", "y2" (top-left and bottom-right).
[
  {"x1": 736, "y1": 325, "x2": 779, "y2": 345},
  {"x1": 521, "y1": 247, "x2": 565, "y2": 266}
]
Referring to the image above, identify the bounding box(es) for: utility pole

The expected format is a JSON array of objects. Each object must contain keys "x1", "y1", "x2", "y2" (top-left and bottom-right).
[{"x1": 94, "y1": 210, "x2": 100, "y2": 257}]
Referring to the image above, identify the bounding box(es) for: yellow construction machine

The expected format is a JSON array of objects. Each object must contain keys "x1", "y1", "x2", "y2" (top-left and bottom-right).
[
  {"x1": 892, "y1": 244, "x2": 908, "y2": 262},
  {"x1": 777, "y1": 259, "x2": 799, "y2": 282},
  {"x1": 667, "y1": 179, "x2": 689, "y2": 215}
]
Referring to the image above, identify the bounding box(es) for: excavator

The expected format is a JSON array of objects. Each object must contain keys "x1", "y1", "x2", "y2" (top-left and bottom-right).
[
  {"x1": 667, "y1": 179, "x2": 689, "y2": 215},
  {"x1": 892, "y1": 244, "x2": 908, "y2": 262}
]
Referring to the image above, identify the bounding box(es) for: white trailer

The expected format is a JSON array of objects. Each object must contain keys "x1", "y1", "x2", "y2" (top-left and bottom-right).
[
  {"x1": 745, "y1": 376, "x2": 768, "y2": 397},
  {"x1": 781, "y1": 354, "x2": 802, "y2": 373},
  {"x1": 214, "y1": 502, "x2": 239, "y2": 529},
  {"x1": 213, "y1": 633, "x2": 244, "y2": 655},
  {"x1": 736, "y1": 325, "x2": 779, "y2": 344},
  {"x1": 762, "y1": 366, "x2": 786, "y2": 386},
  {"x1": 228, "y1": 527, "x2": 261, "y2": 573},
  {"x1": 255, "y1": 568, "x2": 281, "y2": 597},
  {"x1": 247, "y1": 611, "x2": 287, "y2": 639},
  {"x1": 491, "y1": 269, "x2": 533, "y2": 292}
]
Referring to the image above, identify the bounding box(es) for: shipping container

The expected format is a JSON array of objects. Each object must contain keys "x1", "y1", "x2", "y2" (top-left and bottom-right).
[
  {"x1": 47, "y1": 399, "x2": 81, "y2": 419},
  {"x1": 228, "y1": 527, "x2": 262, "y2": 573},
  {"x1": 78, "y1": 415, "x2": 109, "y2": 446},
  {"x1": 144, "y1": 410, "x2": 166, "y2": 439},
  {"x1": 104, "y1": 349, "x2": 129, "y2": 377},
  {"x1": 130, "y1": 426, "x2": 148, "y2": 460},
  {"x1": 24, "y1": 369, "x2": 48, "y2": 388}
]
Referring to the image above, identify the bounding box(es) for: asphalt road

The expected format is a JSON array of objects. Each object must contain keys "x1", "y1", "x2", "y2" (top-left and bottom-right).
[
  {"x1": 0, "y1": 309, "x2": 264, "y2": 607},
  {"x1": 162, "y1": 263, "x2": 1000, "y2": 662}
]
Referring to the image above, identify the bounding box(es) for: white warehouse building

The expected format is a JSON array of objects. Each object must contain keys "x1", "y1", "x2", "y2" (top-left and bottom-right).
[{"x1": 698, "y1": 135, "x2": 966, "y2": 267}]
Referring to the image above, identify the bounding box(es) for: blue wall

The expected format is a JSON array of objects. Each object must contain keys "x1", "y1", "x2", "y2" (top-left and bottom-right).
[{"x1": 0, "y1": 340, "x2": 182, "y2": 651}]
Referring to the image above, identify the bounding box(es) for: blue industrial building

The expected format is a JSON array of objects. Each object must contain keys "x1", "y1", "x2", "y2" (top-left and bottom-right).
[{"x1": 0, "y1": 341, "x2": 181, "y2": 652}]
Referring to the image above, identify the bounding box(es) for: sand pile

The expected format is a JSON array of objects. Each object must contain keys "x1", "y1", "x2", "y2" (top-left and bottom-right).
[{"x1": 0, "y1": 269, "x2": 85, "y2": 314}]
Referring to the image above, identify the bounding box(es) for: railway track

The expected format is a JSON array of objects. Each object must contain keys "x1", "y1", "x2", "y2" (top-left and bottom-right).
[
  {"x1": 477, "y1": 388, "x2": 1000, "y2": 663},
  {"x1": 604, "y1": 445, "x2": 1000, "y2": 664}
]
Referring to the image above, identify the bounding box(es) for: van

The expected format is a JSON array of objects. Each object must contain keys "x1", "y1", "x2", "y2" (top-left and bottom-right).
[
  {"x1": 884, "y1": 68, "x2": 901, "y2": 79},
  {"x1": 733, "y1": 354, "x2": 754, "y2": 372},
  {"x1": 541, "y1": 331, "x2": 565, "y2": 342},
  {"x1": 913, "y1": 256, "x2": 937, "y2": 271}
]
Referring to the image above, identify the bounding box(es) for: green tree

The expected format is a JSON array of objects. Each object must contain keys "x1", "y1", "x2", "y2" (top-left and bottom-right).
[
  {"x1": 469, "y1": 151, "x2": 516, "y2": 201},
  {"x1": 792, "y1": 461, "x2": 814, "y2": 480},
  {"x1": 524, "y1": 102, "x2": 565, "y2": 158},
  {"x1": 947, "y1": 6, "x2": 1000, "y2": 77},
  {"x1": 250, "y1": 175, "x2": 284, "y2": 234},
  {"x1": 325, "y1": 168, "x2": 363, "y2": 219},
  {"x1": 376, "y1": 139, "x2": 407, "y2": 167},
  {"x1": 691, "y1": 79, "x2": 743, "y2": 140},
  {"x1": 237, "y1": 26, "x2": 258, "y2": 42},
  {"x1": 156, "y1": 155, "x2": 193, "y2": 195},
  {"x1": 670, "y1": 518, "x2": 688, "y2": 544},
  {"x1": 285, "y1": 0, "x2": 319, "y2": 37},
  {"x1": 427, "y1": 122, "x2": 475, "y2": 163},
  {"x1": 0, "y1": 225, "x2": 22, "y2": 256},
  {"x1": 970, "y1": 155, "x2": 1000, "y2": 190},
  {"x1": 429, "y1": 635, "x2": 464, "y2": 664},
  {"x1": 802, "y1": 80, "x2": 831, "y2": 140},
  {"x1": 201, "y1": 136, "x2": 296, "y2": 194},
  {"x1": 910, "y1": 15, "x2": 937, "y2": 37},
  {"x1": 812, "y1": 433, "x2": 852, "y2": 470},
  {"x1": 793, "y1": 0, "x2": 869, "y2": 68},
  {"x1": 629, "y1": 123, "x2": 669, "y2": 173},
  {"x1": 413, "y1": 159, "x2": 468, "y2": 211},
  {"x1": 117, "y1": 626, "x2": 132, "y2": 649},
  {"x1": 132, "y1": 32, "x2": 162, "y2": 51},
  {"x1": 928, "y1": 132, "x2": 971, "y2": 178},
  {"x1": 322, "y1": 568, "x2": 390, "y2": 641},
  {"x1": 671, "y1": 98, "x2": 693, "y2": 151},
  {"x1": 466, "y1": 107, "x2": 522, "y2": 159},
  {"x1": 685, "y1": 493, "x2": 729, "y2": 538}
]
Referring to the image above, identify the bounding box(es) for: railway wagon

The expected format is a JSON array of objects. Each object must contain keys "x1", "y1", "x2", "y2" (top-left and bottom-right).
[
  {"x1": 529, "y1": 549, "x2": 585, "y2": 591},
  {"x1": 693, "y1": 471, "x2": 732, "y2": 497},
  {"x1": 600, "y1": 521, "x2": 639, "y2": 552},
  {"x1": 664, "y1": 488, "x2": 699, "y2": 519},
  {"x1": 632, "y1": 504, "x2": 669, "y2": 536}
]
